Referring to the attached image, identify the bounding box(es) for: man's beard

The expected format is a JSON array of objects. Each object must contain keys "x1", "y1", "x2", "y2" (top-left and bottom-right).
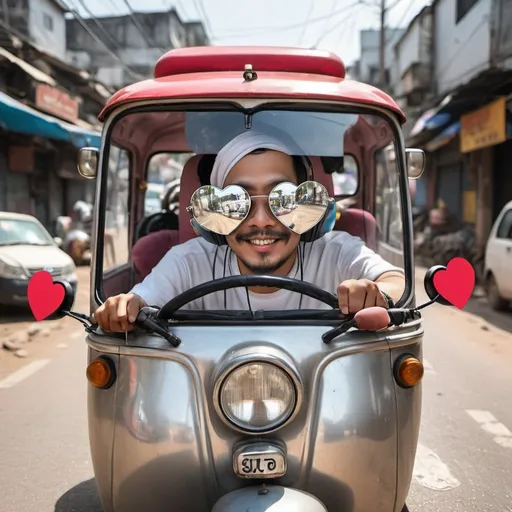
[{"x1": 238, "y1": 252, "x2": 294, "y2": 274}]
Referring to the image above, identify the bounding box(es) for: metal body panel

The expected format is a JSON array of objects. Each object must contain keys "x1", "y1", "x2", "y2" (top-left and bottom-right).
[
  {"x1": 211, "y1": 485, "x2": 328, "y2": 511},
  {"x1": 391, "y1": 337, "x2": 422, "y2": 512},
  {"x1": 86, "y1": 322, "x2": 423, "y2": 512}
]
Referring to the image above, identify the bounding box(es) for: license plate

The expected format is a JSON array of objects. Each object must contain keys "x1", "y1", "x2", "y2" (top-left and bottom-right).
[{"x1": 234, "y1": 443, "x2": 287, "y2": 479}]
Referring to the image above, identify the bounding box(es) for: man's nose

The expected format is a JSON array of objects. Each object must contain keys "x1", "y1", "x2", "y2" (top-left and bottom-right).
[{"x1": 247, "y1": 196, "x2": 276, "y2": 228}]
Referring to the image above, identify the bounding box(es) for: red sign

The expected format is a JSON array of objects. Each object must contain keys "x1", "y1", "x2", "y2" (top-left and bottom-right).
[{"x1": 35, "y1": 84, "x2": 79, "y2": 123}]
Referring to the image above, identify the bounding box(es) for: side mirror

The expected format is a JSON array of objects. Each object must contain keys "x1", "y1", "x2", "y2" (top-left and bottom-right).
[
  {"x1": 77, "y1": 147, "x2": 99, "y2": 179},
  {"x1": 406, "y1": 148, "x2": 425, "y2": 179},
  {"x1": 53, "y1": 236, "x2": 63, "y2": 247},
  {"x1": 423, "y1": 265, "x2": 452, "y2": 306},
  {"x1": 45, "y1": 279, "x2": 76, "y2": 321}
]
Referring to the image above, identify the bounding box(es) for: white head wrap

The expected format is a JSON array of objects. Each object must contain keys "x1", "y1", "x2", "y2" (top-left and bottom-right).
[{"x1": 210, "y1": 128, "x2": 305, "y2": 189}]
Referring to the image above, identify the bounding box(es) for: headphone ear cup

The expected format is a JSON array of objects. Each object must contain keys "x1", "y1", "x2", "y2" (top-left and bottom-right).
[
  {"x1": 190, "y1": 219, "x2": 227, "y2": 246},
  {"x1": 300, "y1": 199, "x2": 337, "y2": 243}
]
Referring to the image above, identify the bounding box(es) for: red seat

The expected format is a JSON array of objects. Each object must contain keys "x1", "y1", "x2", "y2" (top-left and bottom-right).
[
  {"x1": 336, "y1": 209, "x2": 378, "y2": 251},
  {"x1": 132, "y1": 229, "x2": 180, "y2": 283},
  {"x1": 132, "y1": 156, "x2": 202, "y2": 281},
  {"x1": 310, "y1": 157, "x2": 378, "y2": 250}
]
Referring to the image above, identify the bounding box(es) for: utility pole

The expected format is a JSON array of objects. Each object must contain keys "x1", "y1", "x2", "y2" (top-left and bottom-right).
[{"x1": 379, "y1": 0, "x2": 386, "y2": 89}]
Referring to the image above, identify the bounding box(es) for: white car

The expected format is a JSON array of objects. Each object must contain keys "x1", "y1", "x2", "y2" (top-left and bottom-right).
[
  {"x1": 0, "y1": 212, "x2": 77, "y2": 307},
  {"x1": 144, "y1": 183, "x2": 165, "y2": 216},
  {"x1": 484, "y1": 200, "x2": 512, "y2": 310}
]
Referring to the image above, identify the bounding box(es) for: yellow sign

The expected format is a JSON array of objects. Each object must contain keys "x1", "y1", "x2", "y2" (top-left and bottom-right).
[
  {"x1": 463, "y1": 190, "x2": 476, "y2": 224},
  {"x1": 460, "y1": 97, "x2": 507, "y2": 153}
]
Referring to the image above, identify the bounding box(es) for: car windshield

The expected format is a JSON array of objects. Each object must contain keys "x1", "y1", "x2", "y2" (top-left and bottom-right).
[
  {"x1": 0, "y1": 218, "x2": 54, "y2": 246},
  {"x1": 99, "y1": 105, "x2": 410, "y2": 311}
]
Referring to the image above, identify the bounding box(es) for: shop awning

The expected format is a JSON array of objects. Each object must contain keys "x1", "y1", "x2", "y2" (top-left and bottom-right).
[
  {"x1": 0, "y1": 47, "x2": 57, "y2": 86},
  {"x1": 424, "y1": 121, "x2": 460, "y2": 152},
  {"x1": 0, "y1": 90, "x2": 101, "y2": 148}
]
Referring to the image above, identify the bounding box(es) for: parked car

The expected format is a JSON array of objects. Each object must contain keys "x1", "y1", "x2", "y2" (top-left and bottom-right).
[
  {"x1": 144, "y1": 183, "x2": 165, "y2": 216},
  {"x1": 0, "y1": 212, "x2": 77, "y2": 308},
  {"x1": 484, "y1": 200, "x2": 512, "y2": 310}
]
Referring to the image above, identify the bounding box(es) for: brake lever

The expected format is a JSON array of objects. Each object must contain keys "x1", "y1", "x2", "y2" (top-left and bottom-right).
[
  {"x1": 136, "y1": 307, "x2": 182, "y2": 347},
  {"x1": 322, "y1": 308, "x2": 422, "y2": 344},
  {"x1": 62, "y1": 310, "x2": 98, "y2": 333}
]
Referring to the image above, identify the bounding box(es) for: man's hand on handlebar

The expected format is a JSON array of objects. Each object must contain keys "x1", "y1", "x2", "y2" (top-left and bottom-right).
[
  {"x1": 92, "y1": 293, "x2": 146, "y2": 332},
  {"x1": 337, "y1": 279, "x2": 389, "y2": 315}
]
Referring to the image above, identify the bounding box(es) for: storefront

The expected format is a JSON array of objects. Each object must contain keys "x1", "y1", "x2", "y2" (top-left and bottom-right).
[
  {"x1": 0, "y1": 90, "x2": 101, "y2": 228},
  {"x1": 459, "y1": 96, "x2": 509, "y2": 245}
]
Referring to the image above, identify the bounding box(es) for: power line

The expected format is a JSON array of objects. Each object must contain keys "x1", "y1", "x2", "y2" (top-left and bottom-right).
[
  {"x1": 313, "y1": 2, "x2": 363, "y2": 48},
  {"x1": 320, "y1": 0, "x2": 339, "y2": 38},
  {"x1": 297, "y1": 0, "x2": 315, "y2": 46},
  {"x1": 71, "y1": 0, "x2": 124, "y2": 51},
  {"x1": 61, "y1": 0, "x2": 144, "y2": 80},
  {"x1": 119, "y1": 0, "x2": 166, "y2": 53},
  {"x1": 212, "y1": 1, "x2": 363, "y2": 40},
  {"x1": 384, "y1": 0, "x2": 417, "y2": 46},
  {"x1": 106, "y1": 0, "x2": 122, "y2": 14},
  {"x1": 195, "y1": 0, "x2": 214, "y2": 39}
]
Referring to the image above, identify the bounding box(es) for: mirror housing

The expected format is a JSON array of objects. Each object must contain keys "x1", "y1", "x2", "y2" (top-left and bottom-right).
[
  {"x1": 77, "y1": 147, "x2": 99, "y2": 179},
  {"x1": 423, "y1": 265, "x2": 452, "y2": 306},
  {"x1": 406, "y1": 148, "x2": 425, "y2": 179},
  {"x1": 45, "y1": 279, "x2": 76, "y2": 320},
  {"x1": 53, "y1": 236, "x2": 63, "y2": 247}
]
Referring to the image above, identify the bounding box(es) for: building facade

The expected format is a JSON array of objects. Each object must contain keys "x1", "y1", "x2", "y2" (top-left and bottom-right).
[
  {"x1": 0, "y1": 1, "x2": 109, "y2": 230},
  {"x1": 0, "y1": 0, "x2": 68, "y2": 60},
  {"x1": 66, "y1": 9, "x2": 209, "y2": 88},
  {"x1": 393, "y1": 0, "x2": 512, "y2": 251}
]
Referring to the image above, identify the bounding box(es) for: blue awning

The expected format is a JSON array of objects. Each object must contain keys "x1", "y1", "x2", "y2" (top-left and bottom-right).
[
  {"x1": 0, "y1": 90, "x2": 101, "y2": 148},
  {"x1": 425, "y1": 121, "x2": 461, "y2": 152}
]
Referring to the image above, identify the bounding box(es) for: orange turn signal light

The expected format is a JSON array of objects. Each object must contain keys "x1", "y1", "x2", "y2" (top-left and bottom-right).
[
  {"x1": 394, "y1": 355, "x2": 424, "y2": 388},
  {"x1": 86, "y1": 357, "x2": 116, "y2": 389}
]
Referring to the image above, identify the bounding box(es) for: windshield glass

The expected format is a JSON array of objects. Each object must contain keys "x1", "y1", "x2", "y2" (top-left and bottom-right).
[
  {"x1": 0, "y1": 218, "x2": 53, "y2": 245},
  {"x1": 99, "y1": 106, "x2": 409, "y2": 311}
]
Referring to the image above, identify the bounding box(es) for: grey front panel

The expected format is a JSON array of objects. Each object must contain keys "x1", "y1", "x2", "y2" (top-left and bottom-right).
[
  {"x1": 87, "y1": 324, "x2": 422, "y2": 512},
  {"x1": 306, "y1": 350, "x2": 398, "y2": 512}
]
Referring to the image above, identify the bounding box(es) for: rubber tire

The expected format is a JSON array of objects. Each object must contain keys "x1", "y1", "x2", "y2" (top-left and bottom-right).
[{"x1": 486, "y1": 272, "x2": 509, "y2": 311}]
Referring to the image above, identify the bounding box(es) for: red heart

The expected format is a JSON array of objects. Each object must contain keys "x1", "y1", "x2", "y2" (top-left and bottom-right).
[
  {"x1": 433, "y1": 257, "x2": 475, "y2": 309},
  {"x1": 27, "y1": 271, "x2": 65, "y2": 321}
]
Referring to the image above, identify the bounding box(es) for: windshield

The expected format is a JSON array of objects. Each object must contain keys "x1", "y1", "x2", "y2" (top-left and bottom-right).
[
  {"x1": 0, "y1": 218, "x2": 54, "y2": 246},
  {"x1": 99, "y1": 105, "x2": 410, "y2": 311}
]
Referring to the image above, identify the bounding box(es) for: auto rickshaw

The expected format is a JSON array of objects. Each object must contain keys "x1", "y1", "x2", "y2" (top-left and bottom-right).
[{"x1": 55, "y1": 46, "x2": 458, "y2": 511}]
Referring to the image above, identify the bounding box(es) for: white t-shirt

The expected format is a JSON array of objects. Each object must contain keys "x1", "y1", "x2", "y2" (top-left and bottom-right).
[{"x1": 130, "y1": 231, "x2": 403, "y2": 311}]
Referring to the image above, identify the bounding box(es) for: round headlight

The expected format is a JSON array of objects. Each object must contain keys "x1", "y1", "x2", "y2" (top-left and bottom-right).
[{"x1": 219, "y1": 362, "x2": 296, "y2": 432}]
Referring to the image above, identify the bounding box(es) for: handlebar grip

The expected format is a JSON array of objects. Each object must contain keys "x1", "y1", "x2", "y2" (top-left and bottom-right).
[{"x1": 136, "y1": 307, "x2": 181, "y2": 347}]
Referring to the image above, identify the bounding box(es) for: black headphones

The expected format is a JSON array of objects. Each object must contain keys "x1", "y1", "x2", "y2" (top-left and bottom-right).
[{"x1": 190, "y1": 155, "x2": 337, "y2": 246}]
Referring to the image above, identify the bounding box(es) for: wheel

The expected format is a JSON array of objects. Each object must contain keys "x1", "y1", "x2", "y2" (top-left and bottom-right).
[{"x1": 486, "y1": 272, "x2": 509, "y2": 311}]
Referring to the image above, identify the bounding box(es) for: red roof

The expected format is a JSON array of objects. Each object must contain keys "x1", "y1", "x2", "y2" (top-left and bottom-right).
[{"x1": 98, "y1": 46, "x2": 406, "y2": 123}]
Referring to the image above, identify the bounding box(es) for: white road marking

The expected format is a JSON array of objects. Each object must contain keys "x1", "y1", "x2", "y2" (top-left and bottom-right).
[
  {"x1": 57, "y1": 343, "x2": 68, "y2": 349},
  {"x1": 0, "y1": 359, "x2": 52, "y2": 389},
  {"x1": 423, "y1": 359, "x2": 437, "y2": 375},
  {"x1": 71, "y1": 331, "x2": 84, "y2": 340},
  {"x1": 466, "y1": 409, "x2": 512, "y2": 448},
  {"x1": 412, "y1": 443, "x2": 461, "y2": 491}
]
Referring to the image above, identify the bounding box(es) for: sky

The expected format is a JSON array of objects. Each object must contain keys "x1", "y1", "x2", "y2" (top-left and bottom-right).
[{"x1": 69, "y1": 0, "x2": 431, "y2": 67}]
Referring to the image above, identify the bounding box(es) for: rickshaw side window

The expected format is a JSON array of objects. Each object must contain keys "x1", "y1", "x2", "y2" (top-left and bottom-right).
[
  {"x1": 142, "y1": 153, "x2": 191, "y2": 220},
  {"x1": 103, "y1": 145, "x2": 130, "y2": 274},
  {"x1": 374, "y1": 143, "x2": 404, "y2": 268},
  {"x1": 322, "y1": 155, "x2": 359, "y2": 196}
]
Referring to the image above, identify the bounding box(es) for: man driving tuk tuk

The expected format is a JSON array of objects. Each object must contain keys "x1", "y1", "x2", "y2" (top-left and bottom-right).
[{"x1": 94, "y1": 128, "x2": 405, "y2": 333}]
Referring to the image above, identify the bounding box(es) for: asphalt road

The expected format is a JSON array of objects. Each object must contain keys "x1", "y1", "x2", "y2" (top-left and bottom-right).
[{"x1": 0, "y1": 267, "x2": 511, "y2": 511}]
